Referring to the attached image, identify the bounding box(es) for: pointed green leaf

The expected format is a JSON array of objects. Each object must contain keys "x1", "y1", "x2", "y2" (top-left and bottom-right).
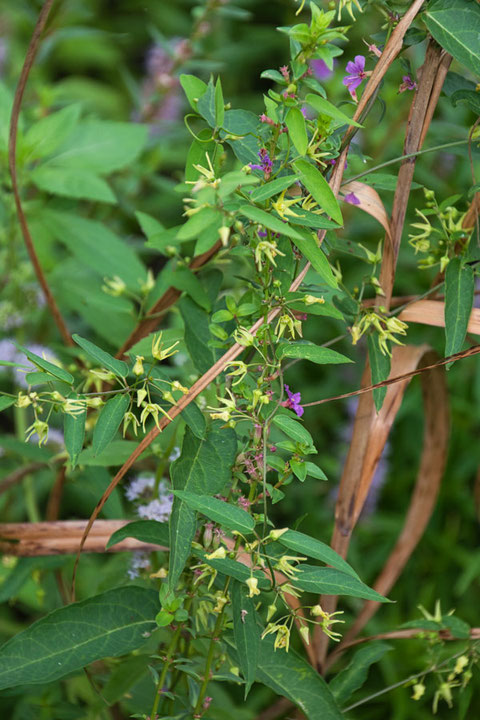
[
  {"x1": 240, "y1": 204, "x2": 304, "y2": 240},
  {"x1": 180, "y1": 401, "x2": 206, "y2": 438},
  {"x1": 169, "y1": 424, "x2": 237, "y2": 590},
  {"x1": 272, "y1": 414, "x2": 314, "y2": 447},
  {"x1": 196, "y1": 551, "x2": 270, "y2": 588},
  {"x1": 215, "y1": 77, "x2": 225, "y2": 127},
  {"x1": 107, "y1": 520, "x2": 170, "y2": 549},
  {"x1": 277, "y1": 341, "x2": 352, "y2": 365},
  {"x1": 31, "y1": 165, "x2": 116, "y2": 203},
  {"x1": 16, "y1": 345, "x2": 74, "y2": 385},
  {"x1": 278, "y1": 530, "x2": 360, "y2": 579},
  {"x1": 64, "y1": 394, "x2": 86, "y2": 469},
  {"x1": 179, "y1": 296, "x2": 216, "y2": 374},
  {"x1": 305, "y1": 94, "x2": 362, "y2": 128},
  {"x1": 0, "y1": 587, "x2": 158, "y2": 690},
  {"x1": 250, "y1": 175, "x2": 299, "y2": 203},
  {"x1": 425, "y1": 0, "x2": 480, "y2": 77},
  {"x1": 176, "y1": 207, "x2": 223, "y2": 241},
  {"x1": 285, "y1": 107, "x2": 308, "y2": 156},
  {"x1": 173, "y1": 491, "x2": 254, "y2": 534},
  {"x1": 367, "y1": 334, "x2": 391, "y2": 411},
  {"x1": 23, "y1": 104, "x2": 81, "y2": 160},
  {"x1": 0, "y1": 397, "x2": 15, "y2": 413},
  {"x1": 72, "y1": 334, "x2": 128, "y2": 377},
  {"x1": 231, "y1": 580, "x2": 260, "y2": 698},
  {"x1": 197, "y1": 78, "x2": 216, "y2": 127},
  {"x1": 255, "y1": 634, "x2": 343, "y2": 720},
  {"x1": 293, "y1": 158, "x2": 343, "y2": 225},
  {"x1": 330, "y1": 642, "x2": 392, "y2": 704},
  {"x1": 444, "y1": 258, "x2": 474, "y2": 363},
  {"x1": 293, "y1": 566, "x2": 390, "y2": 602},
  {"x1": 289, "y1": 228, "x2": 338, "y2": 287},
  {"x1": 179, "y1": 74, "x2": 208, "y2": 111},
  {"x1": 92, "y1": 394, "x2": 130, "y2": 457}
]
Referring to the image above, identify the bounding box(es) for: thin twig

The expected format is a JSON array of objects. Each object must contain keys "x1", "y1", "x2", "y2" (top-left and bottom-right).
[{"x1": 8, "y1": 0, "x2": 73, "y2": 347}]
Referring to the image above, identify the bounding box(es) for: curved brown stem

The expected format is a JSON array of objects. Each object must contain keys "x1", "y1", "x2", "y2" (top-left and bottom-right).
[{"x1": 8, "y1": 0, "x2": 73, "y2": 347}]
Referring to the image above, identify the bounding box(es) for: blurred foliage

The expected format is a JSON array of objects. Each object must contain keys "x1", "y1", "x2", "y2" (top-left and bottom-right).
[{"x1": 0, "y1": 0, "x2": 479, "y2": 719}]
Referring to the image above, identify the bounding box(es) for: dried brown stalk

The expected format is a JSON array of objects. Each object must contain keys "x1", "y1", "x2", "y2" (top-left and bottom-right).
[
  {"x1": 8, "y1": 0, "x2": 73, "y2": 347},
  {"x1": 0, "y1": 520, "x2": 163, "y2": 556}
]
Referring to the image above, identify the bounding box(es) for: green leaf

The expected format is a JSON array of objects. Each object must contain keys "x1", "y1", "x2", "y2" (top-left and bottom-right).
[
  {"x1": 31, "y1": 165, "x2": 116, "y2": 203},
  {"x1": 425, "y1": 0, "x2": 480, "y2": 77},
  {"x1": 0, "y1": 397, "x2": 15, "y2": 413},
  {"x1": 179, "y1": 74, "x2": 208, "y2": 111},
  {"x1": 293, "y1": 566, "x2": 390, "y2": 602},
  {"x1": 72, "y1": 334, "x2": 128, "y2": 377},
  {"x1": 64, "y1": 394, "x2": 86, "y2": 469},
  {"x1": 222, "y1": 109, "x2": 262, "y2": 165},
  {"x1": 231, "y1": 580, "x2": 260, "y2": 698},
  {"x1": 255, "y1": 634, "x2": 343, "y2": 720},
  {"x1": 0, "y1": 557, "x2": 66, "y2": 604},
  {"x1": 249, "y1": 175, "x2": 299, "y2": 203},
  {"x1": 136, "y1": 211, "x2": 169, "y2": 253},
  {"x1": 330, "y1": 642, "x2": 392, "y2": 704},
  {"x1": 291, "y1": 458, "x2": 307, "y2": 481},
  {"x1": 278, "y1": 530, "x2": 360, "y2": 579},
  {"x1": 277, "y1": 341, "x2": 352, "y2": 365},
  {"x1": 179, "y1": 296, "x2": 216, "y2": 374},
  {"x1": 41, "y1": 209, "x2": 146, "y2": 287},
  {"x1": 23, "y1": 104, "x2": 81, "y2": 161},
  {"x1": 285, "y1": 107, "x2": 308, "y2": 156},
  {"x1": 451, "y1": 89, "x2": 480, "y2": 115},
  {"x1": 173, "y1": 492, "x2": 255, "y2": 534},
  {"x1": 176, "y1": 207, "x2": 223, "y2": 241},
  {"x1": 78, "y1": 440, "x2": 141, "y2": 467},
  {"x1": 15, "y1": 345, "x2": 74, "y2": 385},
  {"x1": 180, "y1": 401, "x2": 206, "y2": 439},
  {"x1": 169, "y1": 424, "x2": 237, "y2": 589},
  {"x1": 289, "y1": 229, "x2": 338, "y2": 287},
  {"x1": 103, "y1": 654, "x2": 151, "y2": 705},
  {"x1": 0, "y1": 587, "x2": 158, "y2": 690},
  {"x1": 106, "y1": 520, "x2": 170, "y2": 550},
  {"x1": 170, "y1": 267, "x2": 211, "y2": 311},
  {"x1": 197, "y1": 78, "x2": 216, "y2": 127},
  {"x1": 47, "y1": 121, "x2": 148, "y2": 173},
  {"x1": 240, "y1": 204, "x2": 304, "y2": 240},
  {"x1": 444, "y1": 258, "x2": 474, "y2": 363},
  {"x1": 305, "y1": 461, "x2": 328, "y2": 481},
  {"x1": 272, "y1": 414, "x2": 314, "y2": 447},
  {"x1": 215, "y1": 77, "x2": 225, "y2": 127},
  {"x1": 92, "y1": 394, "x2": 130, "y2": 457},
  {"x1": 367, "y1": 334, "x2": 391, "y2": 411},
  {"x1": 293, "y1": 158, "x2": 343, "y2": 225},
  {"x1": 305, "y1": 94, "x2": 362, "y2": 128}
]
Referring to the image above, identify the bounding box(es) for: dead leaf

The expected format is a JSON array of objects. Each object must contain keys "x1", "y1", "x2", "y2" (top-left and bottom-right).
[{"x1": 341, "y1": 180, "x2": 391, "y2": 238}]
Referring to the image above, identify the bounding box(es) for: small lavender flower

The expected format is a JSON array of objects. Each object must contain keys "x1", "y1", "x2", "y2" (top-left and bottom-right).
[
  {"x1": 398, "y1": 74, "x2": 417, "y2": 93},
  {"x1": 344, "y1": 192, "x2": 360, "y2": 206},
  {"x1": 250, "y1": 149, "x2": 273, "y2": 178},
  {"x1": 343, "y1": 55, "x2": 367, "y2": 101},
  {"x1": 125, "y1": 475, "x2": 156, "y2": 502},
  {"x1": 137, "y1": 496, "x2": 173, "y2": 522},
  {"x1": 127, "y1": 551, "x2": 151, "y2": 580},
  {"x1": 311, "y1": 58, "x2": 333, "y2": 80},
  {"x1": 282, "y1": 385, "x2": 304, "y2": 417}
]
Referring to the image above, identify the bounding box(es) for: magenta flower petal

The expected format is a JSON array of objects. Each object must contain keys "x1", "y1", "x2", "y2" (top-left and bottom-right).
[{"x1": 344, "y1": 192, "x2": 360, "y2": 206}]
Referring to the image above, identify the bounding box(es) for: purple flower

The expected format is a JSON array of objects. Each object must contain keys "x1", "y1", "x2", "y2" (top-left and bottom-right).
[
  {"x1": 344, "y1": 192, "x2": 360, "y2": 206},
  {"x1": 282, "y1": 385, "x2": 304, "y2": 418},
  {"x1": 399, "y1": 74, "x2": 417, "y2": 93},
  {"x1": 137, "y1": 496, "x2": 173, "y2": 522},
  {"x1": 310, "y1": 59, "x2": 333, "y2": 80},
  {"x1": 343, "y1": 55, "x2": 367, "y2": 102},
  {"x1": 249, "y1": 149, "x2": 273, "y2": 178}
]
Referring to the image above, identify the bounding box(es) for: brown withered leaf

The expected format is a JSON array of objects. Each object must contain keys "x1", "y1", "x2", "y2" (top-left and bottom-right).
[
  {"x1": 398, "y1": 299, "x2": 480, "y2": 335},
  {"x1": 329, "y1": 348, "x2": 449, "y2": 659},
  {"x1": 340, "y1": 181, "x2": 392, "y2": 238}
]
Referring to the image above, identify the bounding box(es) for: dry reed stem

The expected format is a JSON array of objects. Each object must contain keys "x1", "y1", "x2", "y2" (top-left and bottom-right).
[{"x1": 314, "y1": 34, "x2": 452, "y2": 669}]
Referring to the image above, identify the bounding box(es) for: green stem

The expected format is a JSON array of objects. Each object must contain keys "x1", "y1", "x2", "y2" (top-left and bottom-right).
[
  {"x1": 193, "y1": 589, "x2": 229, "y2": 716},
  {"x1": 149, "y1": 623, "x2": 183, "y2": 719},
  {"x1": 14, "y1": 406, "x2": 40, "y2": 522},
  {"x1": 343, "y1": 140, "x2": 468, "y2": 185}
]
